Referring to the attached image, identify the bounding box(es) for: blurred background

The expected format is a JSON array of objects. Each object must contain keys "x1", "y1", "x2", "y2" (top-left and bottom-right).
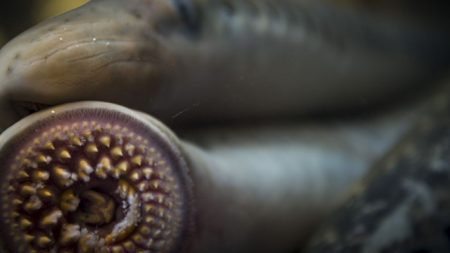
[
  {"x1": 1, "y1": 0, "x2": 449, "y2": 44},
  {"x1": 1, "y1": 0, "x2": 449, "y2": 49},
  {"x1": 0, "y1": 0, "x2": 87, "y2": 47}
]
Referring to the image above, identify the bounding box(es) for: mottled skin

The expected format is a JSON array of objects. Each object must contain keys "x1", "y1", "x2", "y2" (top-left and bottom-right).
[
  {"x1": 305, "y1": 82, "x2": 450, "y2": 253},
  {"x1": 0, "y1": 0, "x2": 449, "y2": 131}
]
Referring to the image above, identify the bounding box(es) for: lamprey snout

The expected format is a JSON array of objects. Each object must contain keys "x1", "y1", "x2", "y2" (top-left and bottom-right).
[
  {"x1": 0, "y1": 102, "x2": 193, "y2": 253},
  {"x1": 0, "y1": 0, "x2": 181, "y2": 131}
]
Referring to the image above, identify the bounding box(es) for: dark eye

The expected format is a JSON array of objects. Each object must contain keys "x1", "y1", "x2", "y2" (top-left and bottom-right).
[{"x1": 11, "y1": 101, "x2": 51, "y2": 117}]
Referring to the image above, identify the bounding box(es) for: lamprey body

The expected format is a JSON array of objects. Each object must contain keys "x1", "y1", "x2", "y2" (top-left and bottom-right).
[
  {"x1": 0, "y1": 0, "x2": 449, "y2": 131},
  {"x1": 0, "y1": 101, "x2": 423, "y2": 253}
]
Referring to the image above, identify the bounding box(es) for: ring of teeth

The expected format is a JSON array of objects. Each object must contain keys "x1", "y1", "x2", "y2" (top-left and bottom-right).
[{"x1": 0, "y1": 120, "x2": 186, "y2": 253}]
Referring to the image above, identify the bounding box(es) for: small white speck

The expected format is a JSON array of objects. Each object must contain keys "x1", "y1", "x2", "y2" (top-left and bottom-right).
[
  {"x1": 51, "y1": 110, "x2": 56, "y2": 114},
  {"x1": 59, "y1": 37, "x2": 63, "y2": 41},
  {"x1": 105, "y1": 42, "x2": 110, "y2": 46},
  {"x1": 35, "y1": 182, "x2": 44, "y2": 189},
  {"x1": 92, "y1": 37, "x2": 97, "y2": 42},
  {"x1": 122, "y1": 200, "x2": 128, "y2": 210}
]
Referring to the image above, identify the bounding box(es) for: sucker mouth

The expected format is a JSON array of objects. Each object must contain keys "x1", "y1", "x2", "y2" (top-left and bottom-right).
[
  {"x1": 0, "y1": 102, "x2": 193, "y2": 253},
  {"x1": 11, "y1": 101, "x2": 53, "y2": 117}
]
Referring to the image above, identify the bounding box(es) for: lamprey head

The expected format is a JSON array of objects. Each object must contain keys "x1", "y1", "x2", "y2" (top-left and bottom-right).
[
  {"x1": 0, "y1": 0, "x2": 184, "y2": 131},
  {"x1": 0, "y1": 101, "x2": 193, "y2": 253}
]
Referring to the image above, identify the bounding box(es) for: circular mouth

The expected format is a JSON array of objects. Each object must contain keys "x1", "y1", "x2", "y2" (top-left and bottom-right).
[{"x1": 0, "y1": 102, "x2": 192, "y2": 253}]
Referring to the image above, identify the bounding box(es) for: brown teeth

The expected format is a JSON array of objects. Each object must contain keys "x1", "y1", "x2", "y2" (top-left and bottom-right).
[{"x1": 0, "y1": 102, "x2": 192, "y2": 253}]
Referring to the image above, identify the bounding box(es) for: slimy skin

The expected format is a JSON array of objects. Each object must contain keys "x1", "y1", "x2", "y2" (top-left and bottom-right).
[
  {"x1": 178, "y1": 108, "x2": 418, "y2": 253},
  {"x1": 0, "y1": 0, "x2": 449, "y2": 131},
  {"x1": 0, "y1": 101, "x2": 419, "y2": 253}
]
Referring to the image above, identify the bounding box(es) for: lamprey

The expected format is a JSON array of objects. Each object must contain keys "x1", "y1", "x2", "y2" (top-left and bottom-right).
[
  {"x1": 0, "y1": 101, "x2": 421, "y2": 253},
  {"x1": 0, "y1": 0, "x2": 449, "y2": 131},
  {"x1": 0, "y1": 102, "x2": 192, "y2": 253},
  {"x1": 0, "y1": 0, "x2": 449, "y2": 252}
]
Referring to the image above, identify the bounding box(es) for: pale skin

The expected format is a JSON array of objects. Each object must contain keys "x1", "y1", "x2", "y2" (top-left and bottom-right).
[{"x1": 0, "y1": 0, "x2": 448, "y2": 252}]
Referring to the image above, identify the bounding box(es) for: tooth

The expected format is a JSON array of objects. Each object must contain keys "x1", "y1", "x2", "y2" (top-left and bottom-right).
[
  {"x1": 117, "y1": 180, "x2": 130, "y2": 198},
  {"x1": 17, "y1": 170, "x2": 29, "y2": 180},
  {"x1": 137, "y1": 181, "x2": 147, "y2": 192},
  {"x1": 20, "y1": 218, "x2": 33, "y2": 229},
  {"x1": 20, "y1": 184, "x2": 36, "y2": 196},
  {"x1": 142, "y1": 167, "x2": 153, "y2": 179},
  {"x1": 78, "y1": 234, "x2": 95, "y2": 253},
  {"x1": 24, "y1": 234, "x2": 34, "y2": 243},
  {"x1": 156, "y1": 207, "x2": 165, "y2": 218},
  {"x1": 131, "y1": 155, "x2": 143, "y2": 166},
  {"x1": 144, "y1": 204, "x2": 155, "y2": 213},
  {"x1": 59, "y1": 149, "x2": 72, "y2": 160},
  {"x1": 32, "y1": 170, "x2": 50, "y2": 182},
  {"x1": 24, "y1": 196, "x2": 43, "y2": 212},
  {"x1": 124, "y1": 144, "x2": 135, "y2": 156},
  {"x1": 38, "y1": 187, "x2": 55, "y2": 200},
  {"x1": 70, "y1": 136, "x2": 83, "y2": 146},
  {"x1": 82, "y1": 129, "x2": 93, "y2": 140},
  {"x1": 96, "y1": 157, "x2": 111, "y2": 179},
  {"x1": 12, "y1": 198, "x2": 23, "y2": 206},
  {"x1": 53, "y1": 166, "x2": 74, "y2": 187},
  {"x1": 60, "y1": 224, "x2": 81, "y2": 246},
  {"x1": 44, "y1": 141, "x2": 55, "y2": 150},
  {"x1": 78, "y1": 159, "x2": 93, "y2": 182},
  {"x1": 36, "y1": 154, "x2": 51, "y2": 164},
  {"x1": 85, "y1": 144, "x2": 98, "y2": 155},
  {"x1": 111, "y1": 147, "x2": 123, "y2": 158},
  {"x1": 129, "y1": 171, "x2": 141, "y2": 182},
  {"x1": 150, "y1": 180, "x2": 159, "y2": 190},
  {"x1": 40, "y1": 209, "x2": 63, "y2": 228},
  {"x1": 132, "y1": 234, "x2": 145, "y2": 246},
  {"x1": 139, "y1": 225, "x2": 151, "y2": 235},
  {"x1": 123, "y1": 241, "x2": 136, "y2": 251},
  {"x1": 36, "y1": 235, "x2": 53, "y2": 248},
  {"x1": 111, "y1": 246, "x2": 125, "y2": 253},
  {"x1": 156, "y1": 194, "x2": 164, "y2": 204},
  {"x1": 99, "y1": 135, "x2": 111, "y2": 147},
  {"x1": 112, "y1": 161, "x2": 128, "y2": 178}
]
